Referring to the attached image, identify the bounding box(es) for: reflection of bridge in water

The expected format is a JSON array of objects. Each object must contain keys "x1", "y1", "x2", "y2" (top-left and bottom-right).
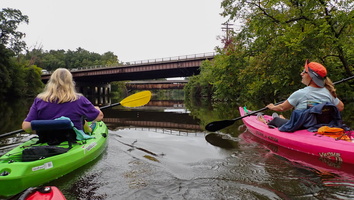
[
  {"x1": 122, "y1": 127, "x2": 206, "y2": 137},
  {"x1": 87, "y1": 98, "x2": 185, "y2": 110},
  {"x1": 126, "y1": 80, "x2": 188, "y2": 90},
  {"x1": 102, "y1": 109, "x2": 202, "y2": 131},
  {"x1": 145, "y1": 100, "x2": 185, "y2": 109}
]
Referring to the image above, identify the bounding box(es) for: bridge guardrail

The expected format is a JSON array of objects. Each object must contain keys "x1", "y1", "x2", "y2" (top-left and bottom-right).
[
  {"x1": 127, "y1": 52, "x2": 216, "y2": 65},
  {"x1": 43, "y1": 52, "x2": 217, "y2": 74},
  {"x1": 67, "y1": 52, "x2": 217, "y2": 72}
]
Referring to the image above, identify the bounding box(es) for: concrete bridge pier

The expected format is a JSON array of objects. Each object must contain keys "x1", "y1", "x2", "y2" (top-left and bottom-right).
[
  {"x1": 91, "y1": 95, "x2": 111, "y2": 106},
  {"x1": 76, "y1": 82, "x2": 111, "y2": 96}
]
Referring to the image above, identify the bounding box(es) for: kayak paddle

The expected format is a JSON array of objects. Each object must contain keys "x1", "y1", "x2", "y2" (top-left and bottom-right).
[
  {"x1": 100, "y1": 90, "x2": 152, "y2": 109},
  {"x1": 205, "y1": 103, "x2": 281, "y2": 132},
  {"x1": 205, "y1": 75, "x2": 354, "y2": 132},
  {"x1": 0, "y1": 90, "x2": 152, "y2": 139}
]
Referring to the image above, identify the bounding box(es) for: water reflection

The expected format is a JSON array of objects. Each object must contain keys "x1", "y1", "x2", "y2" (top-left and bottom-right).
[
  {"x1": 1, "y1": 95, "x2": 354, "y2": 199},
  {"x1": 203, "y1": 128, "x2": 354, "y2": 199},
  {"x1": 205, "y1": 132, "x2": 239, "y2": 149},
  {"x1": 0, "y1": 98, "x2": 33, "y2": 134},
  {"x1": 103, "y1": 109, "x2": 201, "y2": 131}
]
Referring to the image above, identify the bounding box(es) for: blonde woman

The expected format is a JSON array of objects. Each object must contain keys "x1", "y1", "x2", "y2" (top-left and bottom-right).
[{"x1": 22, "y1": 68, "x2": 103, "y2": 133}]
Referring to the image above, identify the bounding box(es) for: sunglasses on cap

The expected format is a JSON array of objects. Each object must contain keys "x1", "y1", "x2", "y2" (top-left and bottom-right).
[{"x1": 302, "y1": 59, "x2": 310, "y2": 74}]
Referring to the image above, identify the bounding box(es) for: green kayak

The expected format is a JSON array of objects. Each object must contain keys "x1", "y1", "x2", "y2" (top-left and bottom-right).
[{"x1": 0, "y1": 120, "x2": 108, "y2": 197}]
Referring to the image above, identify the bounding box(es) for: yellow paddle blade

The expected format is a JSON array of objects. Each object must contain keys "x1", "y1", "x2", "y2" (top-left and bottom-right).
[{"x1": 120, "y1": 91, "x2": 152, "y2": 108}]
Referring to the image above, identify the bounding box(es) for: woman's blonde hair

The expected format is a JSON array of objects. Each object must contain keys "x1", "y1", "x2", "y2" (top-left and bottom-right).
[
  {"x1": 324, "y1": 77, "x2": 337, "y2": 98},
  {"x1": 37, "y1": 68, "x2": 81, "y2": 103}
]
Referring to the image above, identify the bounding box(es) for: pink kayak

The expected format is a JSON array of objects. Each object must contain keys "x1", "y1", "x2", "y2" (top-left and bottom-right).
[
  {"x1": 240, "y1": 131, "x2": 354, "y2": 180},
  {"x1": 239, "y1": 107, "x2": 354, "y2": 164}
]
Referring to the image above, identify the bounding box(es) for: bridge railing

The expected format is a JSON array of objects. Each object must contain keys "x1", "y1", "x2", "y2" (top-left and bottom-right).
[
  {"x1": 43, "y1": 52, "x2": 217, "y2": 74},
  {"x1": 69, "y1": 52, "x2": 217, "y2": 72},
  {"x1": 126, "y1": 52, "x2": 216, "y2": 65}
]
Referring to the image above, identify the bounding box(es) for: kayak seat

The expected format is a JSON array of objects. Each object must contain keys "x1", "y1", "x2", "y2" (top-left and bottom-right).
[
  {"x1": 31, "y1": 120, "x2": 76, "y2": 147},
  {"x1": 316, "y1": 106, "x2": 335, "y2": 124}
]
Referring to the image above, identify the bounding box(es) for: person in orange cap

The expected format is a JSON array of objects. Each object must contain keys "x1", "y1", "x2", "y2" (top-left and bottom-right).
[
  {"x1": 266, "y1": 60, "x2": 344, "y2": 112},
  {"x1": 256, "y1": 60, "x2": 345, "y2": 127}
]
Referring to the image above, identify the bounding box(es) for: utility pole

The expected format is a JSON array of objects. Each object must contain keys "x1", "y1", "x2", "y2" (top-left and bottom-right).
[
  {"x1": 221, "y1": 23, "x2": 234, "y2": 48},
  {"x1": 222, "y1": 22, "x2": 234, "y2": 42}
]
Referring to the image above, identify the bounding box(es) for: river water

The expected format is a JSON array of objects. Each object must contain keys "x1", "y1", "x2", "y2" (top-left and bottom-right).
[{"x1": 1, "y1": 95, "x2": 354, "y2": 199}]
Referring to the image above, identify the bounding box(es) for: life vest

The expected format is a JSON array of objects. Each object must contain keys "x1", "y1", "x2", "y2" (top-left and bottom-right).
[{"x1": 317, "y1": 126, "x2": 351, "y2": 141}]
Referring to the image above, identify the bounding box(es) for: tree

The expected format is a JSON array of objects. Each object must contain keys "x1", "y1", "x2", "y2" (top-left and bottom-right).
[
  {"x1": 0, "y1": 8, "x2": 44, "y2": 97},
  {"x1": 189, "y1": 0, "x2": 354, "y2": 103},
  {"x1": 102, "y1": 51, "x2": 120, "y2": 66},
  {"x1": 0, "y1": 44, "x2": 13, "y2": 96},
  {"x1": 25, "y1": 47, "x2": 121, "y2": 71},
  {"x1": 221, "y1": 0, "x2": 354, "y2": 72},
  {"x1": 0, "y1": 8, "x2": 29, "y2": 54}
]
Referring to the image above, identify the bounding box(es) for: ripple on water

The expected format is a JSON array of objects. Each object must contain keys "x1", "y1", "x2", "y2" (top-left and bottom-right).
[
  {"x1": 320, "y1": 179, "x2": 354, "y2": 199},
  {"x1": 115, "y1": 177, "x2": 290, "y2": 200},
  {"x1": 24, "y1": 126, "x2": 354, "y2": 200}
]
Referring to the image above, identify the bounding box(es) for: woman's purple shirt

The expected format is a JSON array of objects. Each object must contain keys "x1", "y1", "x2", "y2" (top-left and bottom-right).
[{"x1": 24, "y1": 96, "x2": 99, "y2": 130}]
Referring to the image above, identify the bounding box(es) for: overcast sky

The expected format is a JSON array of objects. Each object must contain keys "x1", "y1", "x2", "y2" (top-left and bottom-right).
[{"x1": 2, "y1": 0, "x2": 229, "y2": 62}]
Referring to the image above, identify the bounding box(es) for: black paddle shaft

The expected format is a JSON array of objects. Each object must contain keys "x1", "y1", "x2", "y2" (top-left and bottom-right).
[
  {"x1": 0, "y1": 129, "x2": 25, "y2": 139},
  {"x1": 205, "y1": 104, "x2": 277, "y2": 132},
  {"x1": 99, "y1": 102, "x2": 121, "y2": 110},
  {"x1": 333, "y1": 75, "x2": 354, "y2": 85}
]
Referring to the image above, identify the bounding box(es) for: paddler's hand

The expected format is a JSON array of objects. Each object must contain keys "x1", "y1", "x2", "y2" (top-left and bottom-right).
[
  {"x1": 267, "y1": 103, "x2": 284, "y2": 111},
  {"x1": 266, "y1": 100, "x2": 293, "y2": 112},
  {"x1": 94, "y1": 106, "x2": 104, "y2": 121},
  {"x1": 266, "y1": 103, "x2": 276, "y2": 110}
]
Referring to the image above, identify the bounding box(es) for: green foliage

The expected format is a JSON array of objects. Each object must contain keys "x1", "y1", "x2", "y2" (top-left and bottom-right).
[
  {"x1": 0, "y1": 44, "x2": 44, "y2": 97},
  {"x1": 342, "y1": 102, "x2": 354, "y2": 128},
  {"x1": 110, "y1": 81, "x2": 128, "y2": 101},
  {"x1": 23, "y1": 65, "x2": 44, "y2": 96},
  {"x1": 0, "y1": 8, "x2": 44, "y2": 97},
  {"x1": 0, "y1": 44, "x2": 13, "y2": 96},
  {"x1": 25, "y1": 47, "x2": 121, "y2": 71},
  {"x1": 101, "y1": 51, "x2": 120, "y2": 66},
  {"x1": 188, "y1": 0, "x2": 354, "y2": 105},
  {"x1": 153, "y1": 90, "x2": 184, "y2": 100},
  {"x1": 0, "y1": 8, "x2": 29, "y2": 54},
  {"x1": 184, "y1": 70, "x2": 213, "y2": 100},
  {"x1": 185, "y1": 96, "x2": 242, "y2": 135}
]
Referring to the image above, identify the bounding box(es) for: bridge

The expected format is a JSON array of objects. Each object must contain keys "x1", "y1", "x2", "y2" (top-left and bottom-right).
[
  {"x1": 126, "y1": 80, "x2": 188, "y2": 90},
  {"x1": 41, "y1": 52, "x2": 215, "y2": 95},
  {"x1": 41, "y1": 52, "x2": 215, "y2": 83}
]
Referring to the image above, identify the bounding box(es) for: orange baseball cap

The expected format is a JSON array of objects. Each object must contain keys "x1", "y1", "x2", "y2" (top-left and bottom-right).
[{"x1": 304, "y1": 60, "x2": 327, "y2": 87}]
